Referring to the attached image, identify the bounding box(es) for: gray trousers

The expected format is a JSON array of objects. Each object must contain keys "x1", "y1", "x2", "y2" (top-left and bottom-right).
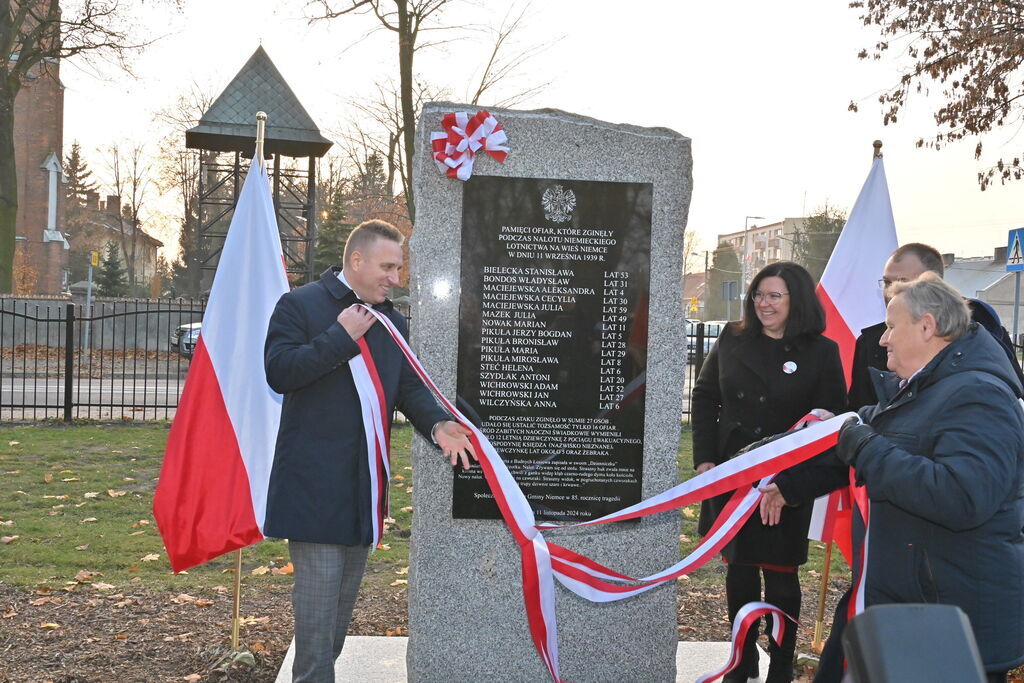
[{"x1": 289, "y1": 541, "x2": 370, "y2": 683}]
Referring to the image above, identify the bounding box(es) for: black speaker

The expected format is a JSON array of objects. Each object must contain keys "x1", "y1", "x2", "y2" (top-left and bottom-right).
[{"x1": 842, "y1": 604, "x2": 986, "y2": 682}]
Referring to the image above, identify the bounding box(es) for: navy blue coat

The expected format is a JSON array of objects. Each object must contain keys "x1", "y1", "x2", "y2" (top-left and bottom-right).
[
  {"x1": 263, "y1": 268, "x2": 449, "y2": 546},
  {"x1": 854, "y1": 324, "x2": 1024, "y2": 673}
]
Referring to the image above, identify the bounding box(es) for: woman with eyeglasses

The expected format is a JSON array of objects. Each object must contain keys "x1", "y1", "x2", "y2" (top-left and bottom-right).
[{"x1": 691, "y1": 261, "x2": 847, "y2": 683}]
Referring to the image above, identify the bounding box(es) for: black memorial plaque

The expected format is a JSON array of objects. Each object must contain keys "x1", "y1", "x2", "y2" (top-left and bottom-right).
[{"x1": 454, "y1": 176, "x2": 653, "y2": 521}]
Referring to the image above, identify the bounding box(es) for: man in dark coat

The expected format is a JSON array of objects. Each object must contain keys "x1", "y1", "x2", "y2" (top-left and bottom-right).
[
  {"x1": 264, "y1": 220, "x2": 475, "y2": 682},
  {"x1": 836, "y1": 273, "x2": 1024, "y2": 682},
  {"x1": 849, "y1": 242, "x2": 1023, "y2": 410}
]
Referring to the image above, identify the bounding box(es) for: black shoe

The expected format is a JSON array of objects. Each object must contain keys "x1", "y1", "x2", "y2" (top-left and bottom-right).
[{"x1": 723, "y1": 659, "x2": 760, "y2": 682}]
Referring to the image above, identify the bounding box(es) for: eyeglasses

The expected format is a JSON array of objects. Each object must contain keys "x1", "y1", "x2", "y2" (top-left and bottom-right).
[
  {"x1": 877, "y1": 277, "x2": 910, "y2": 289},
  {"x1": 752, "y1": 291, "x2": 789, "y2": 303}
]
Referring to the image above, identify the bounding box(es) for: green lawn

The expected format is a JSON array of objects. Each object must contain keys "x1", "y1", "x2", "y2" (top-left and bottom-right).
[
  {"x1": 0, "y1": 422, "x2": 847, "y2": 595},
  {"x1": 0, "y1": 422, "x2": 413, "y2": 593}
]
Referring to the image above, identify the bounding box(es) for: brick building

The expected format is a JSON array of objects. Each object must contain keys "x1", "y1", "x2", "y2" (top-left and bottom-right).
[
  {"x1": 12, "y1": 53, "x2": 68, "y2": 294},
  {"x1": 68, "y1": 191, "x2": 163, "y2": 295}
]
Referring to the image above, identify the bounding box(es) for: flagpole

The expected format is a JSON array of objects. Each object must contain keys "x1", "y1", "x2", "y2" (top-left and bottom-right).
[
  {"x1": 811, "y1": 139, "x2": 885, "y2": 655},
  {"x1": 226, "y1": 111, "x2": 269, "y2": 654},
  {"x1": 812, "y1": 540, "x2": 833, "y2": 653}
]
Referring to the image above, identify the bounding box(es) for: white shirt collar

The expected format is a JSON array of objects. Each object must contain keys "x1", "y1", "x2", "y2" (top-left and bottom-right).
[{"x1": 337, "y1": 269, "x2": 353, "y2": 292}]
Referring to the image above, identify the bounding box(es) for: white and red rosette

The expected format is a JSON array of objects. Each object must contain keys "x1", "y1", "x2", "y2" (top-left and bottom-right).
[{"x1": 430, "y1": 110, "x2": 509, "y2": 181}]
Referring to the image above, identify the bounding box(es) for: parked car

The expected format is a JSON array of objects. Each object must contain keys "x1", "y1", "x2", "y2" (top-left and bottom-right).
[
  {"x1": 170, "y1": 322, "x2": 202, "y2": 359},
  {"x1": 686, "y1": 319, "x2": 724, "y2": 364}
]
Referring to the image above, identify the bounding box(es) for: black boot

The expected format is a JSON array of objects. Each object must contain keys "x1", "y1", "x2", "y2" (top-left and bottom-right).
[
  {"x1": 722, "y1": 622, "x2": 760, "y2": 682},
  {"x1": 763, "y1": 569, "x2": 801, "y2": 683}
]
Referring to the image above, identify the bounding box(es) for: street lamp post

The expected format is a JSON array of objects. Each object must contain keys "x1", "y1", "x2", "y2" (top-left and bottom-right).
[{"x1": 741, "y1": 215, "x2": 766, "y2": 296}]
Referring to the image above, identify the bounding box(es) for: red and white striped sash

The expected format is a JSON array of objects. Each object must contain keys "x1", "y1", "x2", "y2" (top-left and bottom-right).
[{"x1": 349, "y1": 305, "x2": 856, "y2": 681}]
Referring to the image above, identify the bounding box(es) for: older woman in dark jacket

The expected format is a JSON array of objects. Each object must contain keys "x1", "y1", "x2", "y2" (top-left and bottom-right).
[{"x1": 692, "y1": 262, "x2": 847, "y2": 683}]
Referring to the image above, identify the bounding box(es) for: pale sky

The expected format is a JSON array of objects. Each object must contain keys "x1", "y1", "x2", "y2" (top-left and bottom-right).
[{"x1": 61, "y1": 0, "x2": 1023, "y2": 262}]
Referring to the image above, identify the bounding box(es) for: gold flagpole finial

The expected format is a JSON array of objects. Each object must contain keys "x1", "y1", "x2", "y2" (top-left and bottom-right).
[
  {"x1": 255, "y1": 112, "x2": 268, "y2": 167},
  {"x1": 873, "y1": 140, "x2": 883, "y2": 159}
]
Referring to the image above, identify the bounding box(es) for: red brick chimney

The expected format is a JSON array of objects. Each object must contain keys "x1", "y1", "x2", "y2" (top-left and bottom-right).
[{"x1": 105, "y1": 194, "x2": 120, "y2": 216}]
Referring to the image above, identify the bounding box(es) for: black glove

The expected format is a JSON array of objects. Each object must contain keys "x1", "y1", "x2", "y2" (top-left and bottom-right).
[{"x1": 836, "y1": 416, "x2": 877, "y2": 466}]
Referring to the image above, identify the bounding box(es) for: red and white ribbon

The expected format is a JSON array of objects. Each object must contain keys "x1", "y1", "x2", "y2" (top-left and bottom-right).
[
  {"x1": 430, "y1": 110, "x2": 509, "y2": 181},
  {"x1": 350, "y1": 337, "x2": 393, "y2": 548},
  {"x1": 696, "y1": 601, "x2": 796, "y2": 683},
  {"x1": 350, "y1": 304, "x2": 854, "y2": 680}
]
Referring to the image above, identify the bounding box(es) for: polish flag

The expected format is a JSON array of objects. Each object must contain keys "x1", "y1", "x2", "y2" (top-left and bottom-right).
[
  {"x1": 154, "y1": 158, "x2": 288, "y2": 573},
  {"x1": 808, "y1": 153, "x2": 898, "y2": 560}
]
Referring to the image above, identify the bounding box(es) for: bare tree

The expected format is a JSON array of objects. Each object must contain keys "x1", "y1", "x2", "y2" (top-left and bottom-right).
[
  {"x1": 104, "y1": 143, "x2": 151, "y2": 293},
  {"x1": 153, "y1": 83, "x2": 216, "y2": 295},
  {"x1": 468, "y1": 4, "x2": 551, "y2": 108},
  {"x1": 0, "y1": 0, "x2": 170, "y2": 292},
  {"x1": 309, "y1": 1, "x2": 550, "y2": 221},
  {"x1": 308, "y1": 0, "x2": 455, "y2": 221}
]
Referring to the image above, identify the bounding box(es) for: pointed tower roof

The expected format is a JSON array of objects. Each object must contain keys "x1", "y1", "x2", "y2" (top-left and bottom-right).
[{"x1": 186, "y1": 46, "x2": 333, "y2": 158}]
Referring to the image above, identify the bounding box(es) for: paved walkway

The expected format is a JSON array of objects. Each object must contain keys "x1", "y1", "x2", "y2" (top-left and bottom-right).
[{"x1": 273, "y1": 636, "x2": 769, "y2": 682}]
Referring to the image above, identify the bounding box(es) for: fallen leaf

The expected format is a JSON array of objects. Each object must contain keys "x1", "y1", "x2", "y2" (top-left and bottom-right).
[
  {"x1": 107, "y1": 490, "x2": 127, "y2": 498},
  {"x1": 43, "y1": 494, "x2": 70, "y2": 500},
  {"x1": 396, "y1": 567, "x2": 409, "y2": 575},
  {"x1": 171, "y1": 594, "x2": 195, "y2": 604},
  {"x1": 51, "y1": 504, "x2": 64, "y2": 510},
  {"x1": 81, "y1": 517, "x2": 98, "y2": 523},
  {"x1": 392, "y1": 474, "x2": 405, "y2": 481},
  {"x1": 389, "y1": 579, "x2": 408, "y2": 587},
  {"x1": 62, "y1": 477, "x2": 80, "y2": 482},
  {"x1": 682, "y1": 507, "x2": 696, "y2": 519},
  {"x1": 239, "y1": 616, "x2": 270, "y2": 626},
  {"x1": 60, "y1": 469, "x2": 73, "y2": 474},
  {"x1": 393, "y1": 482, "x2": 404, "y2": 488},
  {"x1": 75, "y1": 570, "x2": 99, "y2": 582},
  {"x1": 8, "y1": 441, "x2": 19, "y2": 446},
  {"x1": 194, "y1": 599, "x2": 214, "y2": 607},
  {"x1": 3, "y1": 471, "x2": 21, "y2": 474},
  {"x1": 93, "y1": 582, "x2": 116, "y2": 591},
  {"x1": 114, "y1": 633, "x2": 128, "y2": 640},
  {"x1": 400, "y1": 506, "x2": 413, "y2": 513},
  {"x1": 75, "y1": 544, "x2": 89, "y2": 551},
  {"x1": 167, "y1": 633, "x2": 194, "y2": 643},
  {"x1": 1, "y1": 535, "x2": 19, "y2": 544},
  {"x1": 212, "y1": 585, "x2": 228, "y2": 593},
  {"x1": 376, "y1": 543, "x2": 391, "y2": 551},
  {"x1": 0, "y1": 520, "x2": 12, "y2": 526},
  {"x1": 250, "y1": 566, "x2": 270, "y2": 576},
  {"x1": 183, "y1": 675, "x2": 201, "y2": 682},
  {"x1": 83, "y1": 492, "x2": 100, "y2": 499},
  {"x1": 111, "y1": 450, "x2": 123, "y2": 454},
  {"x1": 2, "y1": 608, "x2": 16, "y2": 618},
  {"x1": 140, "y1": 553, "x2": 160, "y2": 562},
  {"x1": 43, "y1": 472, "x2": 53, "y2": 483},
  {"x1": 39, "y1": 622, "x2": 60, "y2": 629},
  {"x1": 34, "y1": 586, "x2": 52, "y2": 595},
  {"x1": 28, "y1": 597, "x2": 50, "y2": 606},
  {"x1": 130, "y1": 577, "x2": 140, "y2": 583},
  {"x1": 406, "y1": 487, "x2": 413, "y2": 493},
  {"x1": 128, "y1": 530, "x2": 145, "y2": 536},
  {"x1": 679, "y1": 534, "x2": 691, "y2": 543},
  {"x1": 122, "y1": 477, "x2": 135, "y2": 482},
  {"x1": 386, "y1": 627, "x2": 404, "y2": 636},
  {"x1": 251, "y1": 641, "x2": 267, "y2": 651},
  {"x1": 403, "y1": 466, "x2": 412, "y2": 471},
  {"x1": 271, "y1": 562, "x2": 294, "y2": 575}
]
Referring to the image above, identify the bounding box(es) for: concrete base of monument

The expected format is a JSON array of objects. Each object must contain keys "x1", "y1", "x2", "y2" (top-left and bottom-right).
[{"x1": 273, "y1": 637, "x2": 770, "y2": 682}]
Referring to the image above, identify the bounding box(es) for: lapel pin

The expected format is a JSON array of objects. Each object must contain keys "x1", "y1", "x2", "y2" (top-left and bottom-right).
[{"x1": 782, "y1": 361, "x2": 797, "y2": 375}]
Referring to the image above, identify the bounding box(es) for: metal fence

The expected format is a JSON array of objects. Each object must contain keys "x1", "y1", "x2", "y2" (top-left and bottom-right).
[
  {"x1": 1, "y1": 297, "x2": 205, "y2": 421},
  {"x1": 1, "y1": 297, "x2": 716, "y2": 423}
]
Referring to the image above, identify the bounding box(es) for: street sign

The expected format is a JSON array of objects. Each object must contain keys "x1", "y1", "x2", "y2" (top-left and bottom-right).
[
  {"x1": 1007, "y1": 228, "x2": 1024, "y2": 272},
  {"x1": 90, "y1": 251, "x2": 99, "y2": 267},
  {"x1": 688, "y1": 296, "x2": 699, "y2": 313}
]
